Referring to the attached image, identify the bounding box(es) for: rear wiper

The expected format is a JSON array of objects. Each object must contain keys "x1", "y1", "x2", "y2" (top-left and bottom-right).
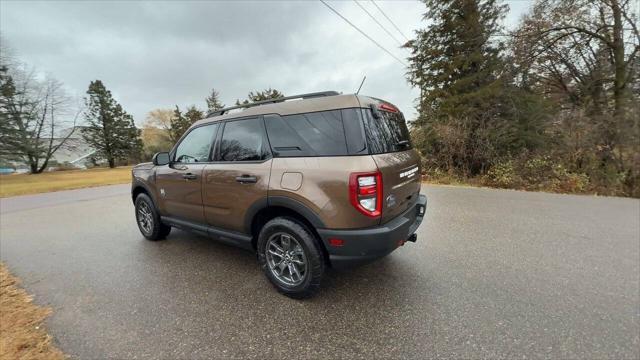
[{"x1": 395, "y1": 140, "x2": 410, "y2": 148}]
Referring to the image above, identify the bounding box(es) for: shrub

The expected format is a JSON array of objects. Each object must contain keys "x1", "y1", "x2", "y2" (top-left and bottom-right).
[
  {"x1": 485, "y1": 160, "x2": 521, "y2": 188},
  {"x1": 483, "y1": 155, "x2": 589, "y2": 193}
]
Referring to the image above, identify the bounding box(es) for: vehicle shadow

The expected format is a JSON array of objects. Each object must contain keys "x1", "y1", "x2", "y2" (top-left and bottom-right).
[{"x1": 137, "y1": 227, "x2": 433, "y2": 306}]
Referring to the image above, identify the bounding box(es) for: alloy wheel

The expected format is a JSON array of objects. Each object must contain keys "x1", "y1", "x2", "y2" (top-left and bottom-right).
[
  {"x1": 265, "y1": 232, "x2": 308, "y2": 286},
  {"x1": 137, "y1": 201, "x2": 153, "y2": 234}
]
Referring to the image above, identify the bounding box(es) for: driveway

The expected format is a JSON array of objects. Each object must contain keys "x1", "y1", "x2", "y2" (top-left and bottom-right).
[{"x1": 1, "y1": 184, "x2": 638, "y2": 359}]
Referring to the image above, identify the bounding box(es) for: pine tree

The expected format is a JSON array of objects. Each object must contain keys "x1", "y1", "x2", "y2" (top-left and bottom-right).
[
  {"x1": 0, "y1": 65, "x2": 21, "y2": 160},
  {"x1": 82, "y1": 80, "x2": 142, "y2": 168},
  {"x1": 184, "y1": 105, "x2": 204, "y2": 125},
  {"x1": 167, "y1": 105, "x2": 204, "y2": 142},
  {"x1": 247, "y1": 88, "x2": 284, "y2": 102},
  {"x1": 170, "y1": 106, "x2": 185, "y2": 143},
  {"x1": 205, "y1": 88, "x2": 225, "y2": 113},
  {"x1": 235, "y1": 88, "x2": 284, "y2": 106},
  {"x1": 406, "y1": 0, "x2": 519, "y2": 175},
  {"x1": 407, "y1": 0, "x2": 506, "y2": 121}
]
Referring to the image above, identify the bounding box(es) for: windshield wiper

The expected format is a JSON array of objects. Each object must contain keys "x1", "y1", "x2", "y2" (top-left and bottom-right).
[{"x1": 395, "y1": 140, "x2": 410, "y2": 148}]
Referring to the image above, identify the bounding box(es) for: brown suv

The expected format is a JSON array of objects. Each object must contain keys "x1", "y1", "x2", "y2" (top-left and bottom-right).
[{"x1": 132, "y1": 91, "x2": 427, "y2": 298}]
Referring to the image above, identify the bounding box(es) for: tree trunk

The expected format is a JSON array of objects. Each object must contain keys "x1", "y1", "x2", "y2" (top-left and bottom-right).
[
  {"x1": 28, "y1": 154, "x2": 39, "y2": 174},
  {"x1": 611, "y1": 0, "x2": 626, "y2": 120},
  {"x1": 36, "y1": 158, "x2": 50, "y2": 174},
  {"x1": 108, "y1": 157, "x2": 115, "y2": 168}
]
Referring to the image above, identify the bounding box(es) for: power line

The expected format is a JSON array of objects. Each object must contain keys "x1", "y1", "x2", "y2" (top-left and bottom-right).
[
  {"x1": 370, "y1": 0, "x2": 410, "y2": 43},
  {"x1": 319, "y1": 0, "x2": 407, "y2": 67},
  {"x1": 353, "y1": 0, "x2": 404, "y2": 47}
]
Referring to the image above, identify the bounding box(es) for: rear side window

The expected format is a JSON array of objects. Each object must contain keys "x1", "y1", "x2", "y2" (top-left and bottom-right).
[
  {"x1": 265, "y1": 110, "x2": 348, "y2": 156},
  {"x1": 218, "y1": 118, "x2": 269, "y2": 161},
  {"x1": 362, "y1": 108, "x2": 412, "y2": 154}
]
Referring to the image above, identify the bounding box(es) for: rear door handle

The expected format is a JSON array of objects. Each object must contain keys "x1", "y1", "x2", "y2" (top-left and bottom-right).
[
  {"x1": 182, "y1": 173, "x2": 197, "y2": 180},
  {"x1": 235, "y1": 175, "x2": 257, "y2": 184}
]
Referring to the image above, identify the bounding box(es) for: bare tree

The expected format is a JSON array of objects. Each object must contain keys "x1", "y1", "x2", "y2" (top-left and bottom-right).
[
  {"x1": 144, "y1": 108, "x2": 173, "y2": 134},
  {"x1": 141, "y1": 109, "x2": 173, "y2": 159},
  {"x1": 0, "y1": 59, "x2": 79, "y2": 173},
  {"x1": 515, "y1": 0, "x2": 639, "y2": 118},
  {"x1": 513, "y1": 0, "x2": 639, "y2": 171}
]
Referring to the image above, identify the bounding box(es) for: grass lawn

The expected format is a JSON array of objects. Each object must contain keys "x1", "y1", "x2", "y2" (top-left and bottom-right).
[
  {"x1": 0, "y1": 166, "x2": 132, "y2": 198},
  {"x1": 0, "y1": 263, "x2": 65, "y2": 360}
]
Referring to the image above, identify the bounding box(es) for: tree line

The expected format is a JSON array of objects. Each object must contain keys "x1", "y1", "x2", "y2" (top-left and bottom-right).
[
  {"x1": 405, "y1": 0, "x2": 639, "y2": 197},
  {"x1": 1, "y1": 0, "x2": 637, "y2": 196}
]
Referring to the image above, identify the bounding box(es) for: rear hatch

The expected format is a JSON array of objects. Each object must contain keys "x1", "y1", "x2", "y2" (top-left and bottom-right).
[{"x1": 361, "y1": 102, "x2": 421, "y2": 224}]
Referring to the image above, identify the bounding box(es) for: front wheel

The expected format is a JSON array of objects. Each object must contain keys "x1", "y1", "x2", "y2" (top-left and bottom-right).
[
  {"x1": 257, "y1": 218, "x2": 325, "y2": 299},
  {"x1": 135, "y1": 193, "x2": 171, "y2": 241}
]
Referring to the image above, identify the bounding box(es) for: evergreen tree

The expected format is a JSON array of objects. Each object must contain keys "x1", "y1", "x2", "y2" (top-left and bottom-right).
[
  {"x1": 167, "y1": 105, "x2": 204, "y2": 142},
  {"x1": 407, "y1": 0, "x2": 507, "y2": 121},
  {"x1": 406, "y1": 0, "x2": 542, "y2": 175},
  {"x1": 205, "y1": 88, "x2": 225, "y2": 113},
  {"x1": 184, "y1": 105, "x2": 204, "y2": 124},
  {"x1": 235, "y1": 88, "x2": 284, "y2": 106},
  {"x1": 82, "y1": 80, "x2": 142, "y2": 168},
  {"x1": 169, "y1": 105, "x2": 188, "y2": 143},
  {"x1": 0, "y1": 65, "x2": 22, "y2": 160}
]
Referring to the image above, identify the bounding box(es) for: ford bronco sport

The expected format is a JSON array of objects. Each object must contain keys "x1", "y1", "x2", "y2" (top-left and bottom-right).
[{"x1": 132, "y1": 91, "x2": 427, "y2": 298}]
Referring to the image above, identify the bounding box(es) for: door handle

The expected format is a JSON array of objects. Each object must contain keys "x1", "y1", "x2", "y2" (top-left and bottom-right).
[
  {"x1": 235, "y1": 175, "x2": 257, "y2": 184},
  {"x1": 182, "y1": 173, "x2": 197, "y2": 180}
]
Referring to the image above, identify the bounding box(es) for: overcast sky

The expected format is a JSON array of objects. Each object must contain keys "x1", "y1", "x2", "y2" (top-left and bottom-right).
[{"x1": 1, "y1": 0, "x2": 533, "y2": 125}]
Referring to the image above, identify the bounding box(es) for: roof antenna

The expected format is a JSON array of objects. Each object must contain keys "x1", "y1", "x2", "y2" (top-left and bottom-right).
[{"x1": 356, "y1": 76, "x2": 366, "y2": 95}]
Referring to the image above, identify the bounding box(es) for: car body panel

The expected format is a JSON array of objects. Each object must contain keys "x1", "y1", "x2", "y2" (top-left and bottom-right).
[
  {"x1": 202, "y1": 160, "x2": 272, "y2": 233},
  {"x1": 268, "y1": 156, "x2": 380, "y2": 230},
  {"x1": 155, "y1": 163, "x2": 206, "y2": 223},
  {"x1": 370, "y1": 149, "x2": 422, "y2": 225}
]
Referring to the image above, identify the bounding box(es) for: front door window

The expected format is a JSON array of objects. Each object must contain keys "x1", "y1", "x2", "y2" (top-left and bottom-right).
[{"x1": 174, "y1": 124, "x2": 218, "y2": 163}]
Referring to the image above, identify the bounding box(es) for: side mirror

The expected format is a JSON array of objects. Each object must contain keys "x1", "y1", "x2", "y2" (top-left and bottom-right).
[{"x1": 152, "y1": 152, "x2": 171, "y2": 166}]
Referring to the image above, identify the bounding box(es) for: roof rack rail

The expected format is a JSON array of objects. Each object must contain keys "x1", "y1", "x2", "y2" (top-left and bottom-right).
[{"x1": 206, "y1": 91, "x2": 341, "y2": 117}]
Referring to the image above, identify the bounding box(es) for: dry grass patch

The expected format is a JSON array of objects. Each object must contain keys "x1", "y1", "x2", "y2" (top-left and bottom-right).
[
  {"x1": 0, "y1": 166, "x2": 132, "y2": 198},
  {"x1": 0, "y1": 263, "x2": 65, "y2": 360}
]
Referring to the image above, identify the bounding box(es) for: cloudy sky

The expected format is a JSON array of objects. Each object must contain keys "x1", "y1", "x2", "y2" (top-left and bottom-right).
[{"x1": 1, "y1": 0, "x2": 533, "y2": 125}]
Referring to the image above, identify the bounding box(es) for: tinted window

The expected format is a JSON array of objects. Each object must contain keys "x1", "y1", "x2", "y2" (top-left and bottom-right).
[
  {"x1": 362, "y1": 108, "x2": 412, "y2": 154},
  {"x1": 174, "y1": 124, "x2": 218, "y2": 163},
  {"x1": 265, "y1": 110, "x2": 347, "y2": 156},
  {"x1": 219, "y1": 118, "x2": 269, "y2": 161}
]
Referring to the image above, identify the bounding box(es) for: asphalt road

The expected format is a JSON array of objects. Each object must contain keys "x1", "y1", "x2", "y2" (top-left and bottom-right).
[{"x1": 1, "y1": 184, "x2": 638, "y2": 359}]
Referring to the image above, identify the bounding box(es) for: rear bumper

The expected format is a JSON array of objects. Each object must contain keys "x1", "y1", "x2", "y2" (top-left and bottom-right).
[{"x1": 317, "y1": 194, "x2": 427, "y2": 269}]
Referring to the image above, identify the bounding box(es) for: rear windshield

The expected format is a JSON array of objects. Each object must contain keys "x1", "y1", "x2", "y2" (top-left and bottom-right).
[{"x1": 361, "y1": 108, "x2": 412, "y2": 154}]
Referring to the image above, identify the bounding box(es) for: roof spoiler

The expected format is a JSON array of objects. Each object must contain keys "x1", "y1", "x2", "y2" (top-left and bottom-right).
[{"x1": 206, "y1": 91, "x2": 341, "y2": 117}]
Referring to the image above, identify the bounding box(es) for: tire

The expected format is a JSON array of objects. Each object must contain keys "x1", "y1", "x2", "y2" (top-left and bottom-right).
[
  {"x1": 257, "y1": 217, "x2": 325, "y2": 299},
  {"x1": 134, "y1": 193, "x2": 171, "y2": 241}
]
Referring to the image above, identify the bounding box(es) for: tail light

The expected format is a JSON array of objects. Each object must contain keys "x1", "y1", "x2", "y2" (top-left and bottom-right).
[{"x1": 349, "y1": 171, "x2": 382, "y2": 217}]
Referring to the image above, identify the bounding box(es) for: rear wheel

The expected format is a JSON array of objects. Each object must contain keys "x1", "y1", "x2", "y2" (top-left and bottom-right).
[
  {"x1": 135, "y1": 193, "x2": 171, "y2": 241},
  {"x1": 257, "y1": 217, "x2": 324, "y2": 299}
]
